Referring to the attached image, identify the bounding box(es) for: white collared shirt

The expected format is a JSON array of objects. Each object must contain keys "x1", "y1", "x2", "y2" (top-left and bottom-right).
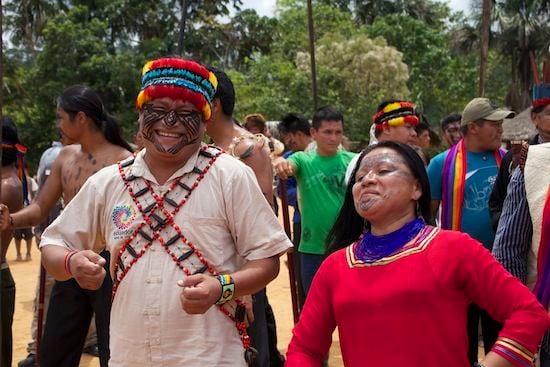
[{"x1": 41, "y1": 145, "x2": 292, "y2": 366}]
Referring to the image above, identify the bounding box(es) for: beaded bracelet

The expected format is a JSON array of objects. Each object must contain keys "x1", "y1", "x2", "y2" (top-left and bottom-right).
[
  {"x1": 63, "y1": 250, "x2": 78, "y2": 276},
  {"x1": 8, "y1": 215, "x2": 15, "y2": 229},
  {"x1": 216, "y1": 274, "x2": 235, "y2": 305}
]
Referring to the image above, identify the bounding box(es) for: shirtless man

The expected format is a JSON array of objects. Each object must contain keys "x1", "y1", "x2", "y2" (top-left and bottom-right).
[
  {"x1": 1, "y1": 116, "x2": 24, "y2": 367},
  {"x1": 206, "y1": 68, "x2": 284, "y2": 367},
  {"x1": 206, "y1": 68, "x2": 274, "y2": 207},
  {"x1": 0, "y1": 85, "x2": 133, "y2": 367}
]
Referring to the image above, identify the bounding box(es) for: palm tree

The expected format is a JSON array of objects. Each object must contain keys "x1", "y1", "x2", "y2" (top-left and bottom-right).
[
  {"x1": 493, "y1": 0, "x2": 550, "y2": 109},
  {"x1": 4, "y1": 0, "x2": 62, "y2": 57},
  {"x1": 480, "y1": 0, "x2": 492, "y2": 96},
  {"x1": 450, "y1": 0, "x2": 550, "y2": 110}
]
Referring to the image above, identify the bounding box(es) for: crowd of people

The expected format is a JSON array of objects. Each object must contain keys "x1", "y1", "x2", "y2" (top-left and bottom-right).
[{"x1": 0, "y1": 55, "x2": 549, "y2": 367}]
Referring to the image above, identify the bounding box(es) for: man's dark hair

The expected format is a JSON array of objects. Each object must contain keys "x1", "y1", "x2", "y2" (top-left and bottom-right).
[
  {"x1": 278, "y1": 113, "x2": 311, "y2": 136},
  {"x1": 327, "y1": 141, "x2": 434, "y2": 252},
  {"x1": 532, "y1": 105, "x2": 547, "y2": 114},
  {"x1": 210, "y1": 67, "x2": 235, "y2": 117},
  {"x1": 311, "y1": 106, "x2": 344, "y2": 129},
  {"x1": 440, "y1": 113, "x2": 461, "y2": 131},
  {"x1": 58, "y1": 85, "x2": 133, "y2": 152},
  {"x1": 2, "y1": 116, "x2": 20, "y2": 166}
]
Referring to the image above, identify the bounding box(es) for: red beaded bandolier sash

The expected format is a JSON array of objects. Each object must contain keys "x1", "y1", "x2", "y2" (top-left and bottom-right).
[{"x1": 114, "y1": 145, "x2": 252, "y2": 356}]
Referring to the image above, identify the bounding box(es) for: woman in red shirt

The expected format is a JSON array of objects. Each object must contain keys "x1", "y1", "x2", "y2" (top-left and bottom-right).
[{"x1": 286, "y1": 141, "x2": 550, "y2": 367}]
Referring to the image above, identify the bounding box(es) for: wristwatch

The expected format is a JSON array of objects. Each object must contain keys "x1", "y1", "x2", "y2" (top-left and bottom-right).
[{"x1": 474, "y1": 363, "x2": 486, "y2": 367}]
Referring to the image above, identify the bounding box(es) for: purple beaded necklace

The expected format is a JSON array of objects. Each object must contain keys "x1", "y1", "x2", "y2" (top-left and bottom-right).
[{"x1": 355, "y1": 218, "x2": 426, "y2": 262}]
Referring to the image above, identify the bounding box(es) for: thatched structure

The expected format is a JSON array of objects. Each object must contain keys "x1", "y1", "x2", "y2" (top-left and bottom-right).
[{"x1": 502, "y1": 107, "x2": 536, "y2": 141}]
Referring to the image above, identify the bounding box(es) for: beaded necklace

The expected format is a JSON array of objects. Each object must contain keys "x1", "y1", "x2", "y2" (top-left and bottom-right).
[
  {"x1": 115, "y1": 145, "x2": 252, "y2": 355},
  {"x1": 355, "y1": 218, "x2": 426, "y2": 262}
]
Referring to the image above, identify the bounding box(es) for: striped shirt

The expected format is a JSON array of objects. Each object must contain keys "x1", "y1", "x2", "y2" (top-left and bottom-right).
[
  {"x1": 492, "y1": 167, "x2": 550, "y2": 354},
  {"x1": 492, "y1": 167, "x2": 532, "y2": 283}
]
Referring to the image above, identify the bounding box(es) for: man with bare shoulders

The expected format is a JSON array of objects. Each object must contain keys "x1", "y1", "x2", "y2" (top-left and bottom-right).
[
  {"x1": 206, "y1": 68, "x2": 285, "y2": 366},
  {"x1": 19, "y1": 133, "x2": 104, "y2": 367},
  {"x1": 206, "y1": 67, "x2": 274, "y2": 206},
  {"x1": 0, "y1": 85, "x2": 133, "y2": 367},
  {"x1": 0, "y1": 117, "x2": 24, "y2": 367}
]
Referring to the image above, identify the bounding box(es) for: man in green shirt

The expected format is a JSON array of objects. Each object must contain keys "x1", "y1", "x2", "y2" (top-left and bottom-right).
[{"x1": 275, "y1": 106, "x2": 355, "y2": 294}]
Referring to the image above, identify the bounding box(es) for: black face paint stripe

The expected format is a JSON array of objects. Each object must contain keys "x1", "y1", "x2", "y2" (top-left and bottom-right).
[{"x1": 141, "y1": 104, "x2": 203, "y2": 155}]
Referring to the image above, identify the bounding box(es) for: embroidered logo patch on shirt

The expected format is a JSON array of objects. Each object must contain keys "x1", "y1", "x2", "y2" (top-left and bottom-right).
[
  {"x1": 112, "y1": 204, "x2": 136, "y2": 230},
  {"x1": 111, "y1": 204, "x2": 137, "y2": 240}
]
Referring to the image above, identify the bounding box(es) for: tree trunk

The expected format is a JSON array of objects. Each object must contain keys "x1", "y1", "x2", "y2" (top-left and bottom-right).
[
  {"x1": 479, "y1": 0, "x2": 491, "y2": 97},
  {"x1": 177, "y1": 0, "x2": 189, "y2": 56},
  {"x1": 307, "y1": 0, "x2": 319, "y2": 110}
]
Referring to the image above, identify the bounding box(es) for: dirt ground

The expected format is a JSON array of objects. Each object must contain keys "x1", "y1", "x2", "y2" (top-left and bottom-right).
[{"x1": 7, "y1": 240, "x2": 343, "y2": 367}]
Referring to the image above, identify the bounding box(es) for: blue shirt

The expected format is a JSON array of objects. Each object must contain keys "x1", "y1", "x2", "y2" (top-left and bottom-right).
[
  {"x1": 277, "y1": 150, "x2": 300, "y2": 223},
  {"x1": 427, "y1": 149, "x2": 500, "y2": 248}
]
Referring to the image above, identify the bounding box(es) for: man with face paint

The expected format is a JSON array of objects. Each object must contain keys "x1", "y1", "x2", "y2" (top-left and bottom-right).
[
  {"x1": 0, "y1": 85, "x2": 133, "y2": 367},
  {"x1": 440, "y1": 113, "x2": 462, "y2": 147},
  {"x1": 36, "y1": 57, "x2": 292, "y2": 367},
  {"x1": 19, "y1": 134, "x2": 102, "y2": 367},
  {"x1": 427, "y1": 97, "x2": 514, "y2": 365}
]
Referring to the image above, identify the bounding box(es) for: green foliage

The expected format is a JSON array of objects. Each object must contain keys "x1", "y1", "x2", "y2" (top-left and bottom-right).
[
  {"x1": 4, "y1": 5, "x2": 145, "y2": 167},
  {"x1": 0, "y1": 0, "x2": 533, "y2": 169},
  {"x1": 365, "y1": 14, "x2": 479, "y2": 125},
  {"x1": 296, "y1": 34, "x2": 410, "y2": 142},
  {"x1": 450, "y1": 0, "x2": 550, "y2": 110},
  {"x1": 272, "y1": 1, "x2": 357, "y2": 61},
  {"x1": 316, "y1": 0, "x2": 451, "y2": 26},
  {"x1": 185, "y1": 9, "x2": 279, "y2": 70},
  {"x1": 231, "y1": 55, "x2": 312, "y2": 122}
]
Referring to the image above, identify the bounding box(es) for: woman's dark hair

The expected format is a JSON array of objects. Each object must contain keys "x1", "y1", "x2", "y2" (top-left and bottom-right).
[
  {"x1": 2, "y1": 116, "x2": 20, "y2": 166},
  {"x1": 57, "y1": 85, "x2": 133, "y2": 152},
  {"x1": 326, "y1": 141, "x2": 435, "y2": 254}
]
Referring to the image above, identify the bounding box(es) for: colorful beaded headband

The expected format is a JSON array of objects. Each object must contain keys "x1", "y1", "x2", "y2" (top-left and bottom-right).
[
  {"x1": 136, "y1": 58, "x2": 218, "y2": 121},
  {"x1": 372, "y1": 101, "x2": 419, "y2": 131},
  {"x1": 532, "y1": 83, "x2": 550, "y2": 109}
]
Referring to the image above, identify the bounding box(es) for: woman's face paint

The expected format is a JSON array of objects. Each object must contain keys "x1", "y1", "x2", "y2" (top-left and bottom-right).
[
  {"x1": 352, "y1": 147, "x2": 420, "y2": 220},
  {"x1": 140, "y1": 100, "x2": 203, "y2": 155}
]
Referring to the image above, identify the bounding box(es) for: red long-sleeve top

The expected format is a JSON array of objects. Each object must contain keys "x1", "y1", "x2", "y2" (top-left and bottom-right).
[{"x1": 286, "y1": 227, "x2": 550, "y2": 366}]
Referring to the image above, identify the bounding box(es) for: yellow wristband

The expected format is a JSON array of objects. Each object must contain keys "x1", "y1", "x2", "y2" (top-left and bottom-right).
[{"x1": 216, "y1": 274, "x2": 235, "y2": 305}]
